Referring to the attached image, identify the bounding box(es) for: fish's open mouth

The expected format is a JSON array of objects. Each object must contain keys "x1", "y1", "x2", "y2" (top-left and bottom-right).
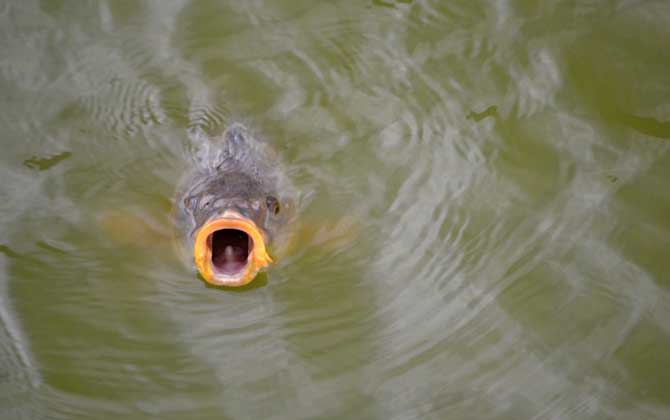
[
  {"x1": 209, "y1": 229, "x2": 252, "y2": 277},
  {"x1": 193, "y1": 212, "x2": 272, "y2": 287}
]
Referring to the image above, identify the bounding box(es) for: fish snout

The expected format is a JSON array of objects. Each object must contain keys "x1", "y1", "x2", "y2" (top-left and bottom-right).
[{"x1": 193, "y1": 214, "x2": 272, "y2": 287}]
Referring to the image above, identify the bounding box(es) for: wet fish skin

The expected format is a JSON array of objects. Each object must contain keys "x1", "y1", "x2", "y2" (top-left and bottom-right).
[{"x1": 176, "y1": 124, "x2": 290, "y2": 257}]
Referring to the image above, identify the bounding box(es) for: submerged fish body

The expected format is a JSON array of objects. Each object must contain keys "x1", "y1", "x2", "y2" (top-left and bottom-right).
[{"x1": 175, "y1": 124, "x2": 293, "y2": 287}]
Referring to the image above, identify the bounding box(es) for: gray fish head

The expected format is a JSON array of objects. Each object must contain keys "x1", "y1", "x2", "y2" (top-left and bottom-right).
[
  {"x1": 177, "y1": 123, "x2": 291, "y2": 287},
  {"x1": 181, "y1": 171, "x2": 285, "y2": 287},
  {"x1": 184, "y1": 171, "x2": 281, "y2": 233}
]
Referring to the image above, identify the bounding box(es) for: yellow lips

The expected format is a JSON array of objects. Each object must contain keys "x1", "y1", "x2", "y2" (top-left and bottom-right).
[{"x1": 193, "y1": 212, "x2": 272, "y2": 287}]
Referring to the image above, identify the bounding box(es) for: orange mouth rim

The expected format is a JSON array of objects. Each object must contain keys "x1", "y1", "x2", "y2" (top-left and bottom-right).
[{"x1": 193, "y1": 212, "x2": 272, "y2": 287}]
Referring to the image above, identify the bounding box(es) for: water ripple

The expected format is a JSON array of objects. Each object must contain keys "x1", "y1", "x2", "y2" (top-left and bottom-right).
[{"x1": 1, "y1": 0, "x2": 670, "y2": 418}]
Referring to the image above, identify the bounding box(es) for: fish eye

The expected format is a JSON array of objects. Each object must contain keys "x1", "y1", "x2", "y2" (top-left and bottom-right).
[
  {"x1": 266, "y1": 196, "x2": 280, "y2": 216},
  {"x1": 200, "y1": 194, "x2": 214, "y2": 209}
]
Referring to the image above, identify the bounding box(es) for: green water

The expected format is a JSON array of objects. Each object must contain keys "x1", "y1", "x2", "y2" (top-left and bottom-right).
[{"x1": 1, "y1": 1, "x2": 669, "y2": 419}]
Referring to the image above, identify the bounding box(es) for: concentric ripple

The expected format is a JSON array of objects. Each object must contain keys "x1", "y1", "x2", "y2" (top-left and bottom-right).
[{"x1": 1, "y1": 1, "x2": 670, "y2": 419}]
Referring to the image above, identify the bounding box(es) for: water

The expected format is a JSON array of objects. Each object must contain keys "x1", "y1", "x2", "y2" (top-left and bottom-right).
[{"x1": 1, "y1": 1, "x2": 669, "y2": 419}]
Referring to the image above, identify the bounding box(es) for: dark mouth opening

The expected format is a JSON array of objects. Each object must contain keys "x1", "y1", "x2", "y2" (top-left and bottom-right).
[{"x1": 210, "y1": 229, "x2": 253, "y2": 276}]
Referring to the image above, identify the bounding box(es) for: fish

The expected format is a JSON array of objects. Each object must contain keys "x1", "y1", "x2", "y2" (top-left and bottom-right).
[{"x1": 174, "y1": 124, "x2": 293, "y2": 287}]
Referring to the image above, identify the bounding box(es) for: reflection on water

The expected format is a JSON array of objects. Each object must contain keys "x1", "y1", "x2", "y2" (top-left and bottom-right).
[{"x1": 1, "y1": 0, "x2": 670, "y2": 419}]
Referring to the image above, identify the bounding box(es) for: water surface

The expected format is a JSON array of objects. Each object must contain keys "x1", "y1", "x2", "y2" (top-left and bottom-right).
[{"x1": 1, "y1": 1, "x2": 669, "y2": 419}]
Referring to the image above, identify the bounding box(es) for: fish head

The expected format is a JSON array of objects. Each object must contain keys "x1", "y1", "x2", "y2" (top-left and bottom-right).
[{"x1": 183, "y1": 171, "x2": 285, "y2": 287}]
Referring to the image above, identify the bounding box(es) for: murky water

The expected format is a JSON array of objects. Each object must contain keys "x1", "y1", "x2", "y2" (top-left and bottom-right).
[{"x1": 1, "y1": 1, "x2": 669, "y2": 419}]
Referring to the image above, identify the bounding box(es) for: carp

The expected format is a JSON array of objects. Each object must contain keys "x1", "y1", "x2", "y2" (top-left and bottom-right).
[{"x1": 174, "y1": 124, "x2": 293, "y2": 287}]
